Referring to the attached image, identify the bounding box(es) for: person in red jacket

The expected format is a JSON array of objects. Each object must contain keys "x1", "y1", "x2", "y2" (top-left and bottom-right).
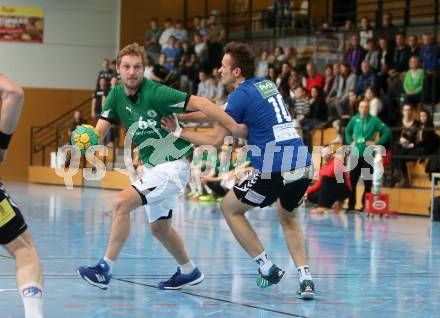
[
  {"x1": 305, "y1": 62, "x2": 325, "y2": 94},
  {"x1": 305, "y1": 145, "x2": 352, "y2": 213}
]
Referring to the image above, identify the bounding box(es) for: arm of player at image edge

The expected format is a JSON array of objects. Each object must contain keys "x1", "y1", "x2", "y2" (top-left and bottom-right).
[
  {"x1": 95, "y1": 119, "x2": 111, "y2": 144},
  {"x1": 0, "y1": 75, "x2": 25, "y2": 165},
  {"x1": 185, "y1": 95, "x2": 247, "y2": 138},
  {"x1": 161, "y1": 115, "x2": 234, "y2": 147}
]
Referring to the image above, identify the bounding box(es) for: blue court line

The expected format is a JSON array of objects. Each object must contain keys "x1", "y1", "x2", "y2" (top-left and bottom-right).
[{"x1": 113, "y1": 277, "x2": 311, "y2": 318}]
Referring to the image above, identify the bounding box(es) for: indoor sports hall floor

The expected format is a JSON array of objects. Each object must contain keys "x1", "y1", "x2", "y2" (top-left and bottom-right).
[{"x1": 1, "y1": 182, "x2": 439, "y2": 318}]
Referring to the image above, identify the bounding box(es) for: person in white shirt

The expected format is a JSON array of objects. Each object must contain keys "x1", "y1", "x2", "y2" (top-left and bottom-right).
[{"x1": 159, "y1": 18, "x2": 175, "y2": 49}]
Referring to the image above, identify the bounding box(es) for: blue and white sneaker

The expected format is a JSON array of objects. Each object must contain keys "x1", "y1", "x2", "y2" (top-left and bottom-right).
[
  {"x1": 77, "y1": 258, "x2": 111, "y2": 290},
  {"x1": 158, "y1": 267, "x2": 204, "y2": 290}
]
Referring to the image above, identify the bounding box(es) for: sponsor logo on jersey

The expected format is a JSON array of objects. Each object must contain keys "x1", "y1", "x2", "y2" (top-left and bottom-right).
[
  {"x1": 125, "y1": 106, "x2": 132, "y2": 114},
  {"x1": 138, "y1": 116, "x2": 157, "y2": 129},
  {"x1": 147, "y1": 110, "x2": 157, "y2": 117},
  {"x1": 255, "y1": 80, "x2": 278, "y2": 98}
]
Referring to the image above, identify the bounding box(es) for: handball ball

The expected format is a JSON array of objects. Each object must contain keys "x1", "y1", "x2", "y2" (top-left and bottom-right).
[{"x1": 71, "y1": 124, "x2": 100, "y2": 154}]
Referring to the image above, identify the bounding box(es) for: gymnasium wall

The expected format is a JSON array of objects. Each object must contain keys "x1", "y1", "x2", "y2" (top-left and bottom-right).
[
  {"x1": 1, "y1": 88, "x2": 92, "y2": 181},
  {"x1": 0, "y1": 0, "x2": 120, "y2": 90}
]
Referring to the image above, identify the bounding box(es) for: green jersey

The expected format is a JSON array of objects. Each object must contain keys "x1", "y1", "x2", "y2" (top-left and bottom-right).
[{"x1": 101, "y1": 78, "x2": 192, "y2": 167}]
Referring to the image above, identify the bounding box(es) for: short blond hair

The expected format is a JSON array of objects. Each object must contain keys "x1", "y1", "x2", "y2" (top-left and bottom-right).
[{"x1": 116, "y1": 43, "x2": 146, "y2": 67}]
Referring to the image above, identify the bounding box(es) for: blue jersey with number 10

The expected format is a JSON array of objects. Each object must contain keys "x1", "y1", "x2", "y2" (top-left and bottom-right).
[{"x1": 225, "y1": 77, "x2": 311, "y2": 173}]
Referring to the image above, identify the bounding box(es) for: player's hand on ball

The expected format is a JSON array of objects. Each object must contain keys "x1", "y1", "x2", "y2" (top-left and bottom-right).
[
  {"x1": 0, "y1": 149, "x2": 7, "y2": 166},
  {"x1": 161, "y1": 116, "x2": 177, "y2": 133}
]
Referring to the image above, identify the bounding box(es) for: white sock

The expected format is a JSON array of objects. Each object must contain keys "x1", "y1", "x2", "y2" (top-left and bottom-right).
[
  {"x1": 297, "y1": 265, "x2": 312, "y2": 283},
  {"x1": 103, "y1": 256, "x2": 115, "y2": 274},
  {"x1": 20, "y1": 282, "x2": 43, "y2": 318},
  {"x1": 179, "y1": 260, "x2": 196, "y2": 275},
  {"x1": 253, "y1": 251, "x2": 274, "y2": 276}
]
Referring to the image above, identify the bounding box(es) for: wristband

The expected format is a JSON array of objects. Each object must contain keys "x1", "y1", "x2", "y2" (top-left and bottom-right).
[
  {"x1": 173, "y1": 125, "x2": 182, "y2": 138},
  {"x1": 0, "y1": 131, "x2": 12, "y2": 150}
]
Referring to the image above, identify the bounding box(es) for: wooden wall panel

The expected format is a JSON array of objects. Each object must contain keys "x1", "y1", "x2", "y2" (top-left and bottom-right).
[{"x1": 0, "y1": 88, "x2": 92, "y2": 181}]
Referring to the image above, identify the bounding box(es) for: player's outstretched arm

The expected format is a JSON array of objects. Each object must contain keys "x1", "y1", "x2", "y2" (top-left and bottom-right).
[
  {"x1": 178, "y1": 111, "x2": 210, "y2": 123},
  {"x1": 186, "y1": 95, "x2": 247, "y2": 138},
  {"x1": 161, "y1": 116, "x2": 230, "y2": 147},
  {"x1": 0, "y1": 75, "x2": 24, "y2": 165},
  {"x1": 95, "y1": 119, "x2": 111, "y2": 144}
]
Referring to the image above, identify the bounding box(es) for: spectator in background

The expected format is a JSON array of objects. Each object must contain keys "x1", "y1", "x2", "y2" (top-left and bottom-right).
[
  {"x1": 109, "y1": 76, "x2": 119, "y2": 89},
  {"x1": 207, "y1": 14, "x2": 226, "y2": 71},
  {"x1": 331, "y1": 89, "x2": 358, "y2": 144},
  {"x1": 152, "y1": 53, "x2": 174, "y2": 84},
  {"x1": 305, "y1": 62, "x2": 325, "y2": 94},
  {"x1": 345, "y1": 100, "x2": 391, "y2": 210},
  {"x1": 192, "y1": 16, "x2": 202, "y2": 35},
  {"x1": 308, "y1": 86, "x2": 328, "y2": 125},
  {"x1": 355, "y1": 60, "x2": 377, "y2": 97},
  {"x1": 283, "y1": 46, "x2": 298, "y2": 67},
  {"x1": 408, "y1": 34, "x2": 420, "y2": 57},
  {"x1": 289, "y1": 85, "x2": 310, "y2": 121},
  {"x1": 336, "y1": 62, "x2": 357, "y2": 106},
  {"x1": 143, "y1": 56, "x2": 155, "y2": 80},
  {"x1": 417, "y1": 109, "x2": 439, "y2": 156},
  {"x1": 378, "y1": 12, "x2": 399, "y2": 48},
  {"x1": 162, "y1": 36, "x2": 181, "y2": 71},
  {"x1": 323, "y1": 63, "x2": 335, "y2": 96},
  {"x1": 159, "y1": 18, "x2": 174, "y2": 49},
  {"x1": 179, "y1": 55, "x2": 196, "y2": 94},
  {"x1": 172, "y1": 20, "x2": 188, "y2": 42},
  {"x1": 277, "y1": 62, "x2": 291, "y2": 100},
  {"x1": 364, "y1": 39, "x2": 380, "y2": 72},
  {"x1": 256, "y1": 50, "x2": 270, "y2": 77},
  {"x1": 194, "y1": 32, "x2": 208, "y2": 67},
  {"x1": 180, "y1": 40, "x2": 194, "y2": 61},
  {"x1": 358, "y1": 16, "x2": 374, "y2": 49},
  {"x1": 364, "y1": 86, "x2": 382, "y2": 116},
  {"x1": 345, "y1": 33, "x2": 366, "y2": 74},
  {"x1": 391, "y1": 33, "x2": 410, "y2": 74},
  {"x1": 326, "y1": 63, "x2": 341, "y2": 102},
  {"x1": 318, "y1": 21, "x2": 333, "y2": 35},
  {"x1": 419, "y1": 33, "x2": 439, "y2": 104},
  {"x1": 306, "y1": 145, "x2": 352, "y2": 213},
  {"x1": 199, "y1": 17, "x2": 209, "y2": 38},
  {"x1": 344, "y1": 20, "x2": 354, "y2": 32},
  {"x1": 393, "y1": 104, "x2": 420, "y2": 187},
  {"x1": 92, "y1": 77, "x2": 109, "y2": 120},
  {"x1": 270, "y1": 46, "x2": 284, "y2": 73},
  {"x1": 210, "y1": 76, "x2": 226, "y2": 105},
  {"x1": 403, "y1": 56, "x2": 424, "y2": 106},
  {"x1": 267, "y1": 66, "x2": 278, "y2": 83},
  {"x1": 197, "y1": 70, "x2": 211, "y2": 98},
  {"x1": 378, "y1": 37, "x2": 394, "y2": 93},
  {"x1": 96, "y1": 58, "x2": 115, "y2": 89},
  {"x1": 145, "y1": 17, "x2": 163, "y2": 62},
  {"x1": 288, "y1": 66, "x2": 306, "y2": 92},
  {"x1": 69, "y1": 110, "x2": 86, "y2": 138}
]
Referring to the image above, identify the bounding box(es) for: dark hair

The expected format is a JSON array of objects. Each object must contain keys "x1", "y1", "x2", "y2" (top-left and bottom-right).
[
  {"x1": 224, "y1": 42, "x2": 256, "y2": 79},
  {"x1": 420, "y1": 108, "x2": 434, "y2": 127}
]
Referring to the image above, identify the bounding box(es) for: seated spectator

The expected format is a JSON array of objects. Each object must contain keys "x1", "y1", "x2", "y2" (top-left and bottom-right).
[
  {"x1": 209, "y1": 76, "x2": 226, "y2": 105},
  {"x1": 330, "y1": 63, "x2": 356, "y2": 118},
  {"x1": 198, "y1": 17, "x2": 209, "y2": 39},
  {"x1": 305, "y1": 62, "x2": 325, "y2": 94},
  {"x1": 378, "y1": 37, "x2": 394, "y2": 93},
  {"x1": 256, "y1": 50, "x2": 270, "y2": 78},
  {"x1": 92, "y1": 77, "x2": 109, "y2": 120},
  {"x1": 317, "y1": 21, "x2": 334, "y2": 35},
  {"x1": 345, "y1": 33, "x2": 366, "y2": 74},
  {"x1": 144, "y1": 56, "x2": 155, "y2": 80},
  {"x1": 323, "y1": 63, "x2": 335, "y2": 96},
  {"x1": 192, "y1": 16, "x2": 207, "y2": 38},
  {"x1": 145, "y1": 17, "x2": 162, "y2": 62},
  {"x1": 391, "y1": 33, "x2": 410, "y2": 74},
  {"x1": 162, "y1": 36, "x2": 181, "y2": 71},
  {"x1": 417, "y1": 109, "x2": 440, "y2": 156},
  {"x1": 276, "y1": 62, "x2": 291, "y2": 100},
  {"x1": 194, "y1": 32, "x2": 208, "y2": 66},
  {"x1": 197, "y1": 71, "x2": 213, "y2": 98},
  {"x1": 180, "y1": 40, "x2": 194, "y2": 61},
  {"x1": 152, "y1": 54, "x2": 178, "y2": 86},
  {"x1": 364, "y1": 86, "x2": 382, "y2": 116},
  {"x1": 206, "y1": 14, "x2": 226, "y2": 71},
  {"x1": 326, "y1": 63, "x2": 341, "y2": 102},
  {"x1": 408, "y1": 34, "x2": 420, "y2": 57},
  {"x1": 344, "y1": 20, "x2": 354, "y2": 32},
  {"x1": 358, "y1": 16, "x2": 374, "y2": 49},
  {"x1": 159, "y1": 18, "x2": 174, "y2": 49},
  {"x1": 306, "y1": 145, "x2": 352, "y2": 213},
  {"x1": 355, "y1": 60, "x2": 377, "y2": 97},
  {"x1": 403, "y1": 56, "x2": 424, "y2": 106},
  {"x1": 419, "y1": 33, "x2": 439, "y2": 104},
  {"x1": 69, "y1": 110, "x2": 86, "y2": 138},
  {"x1": 179, "y1": 55, "x2": 197, "y2": 94},
  {"x1": 269, "y1": 46, "x2": 284, "y2": 73},
  {"x1": 308, "y1": 86, "x2": 328, "y2": 124},
  {"x1": 364, "y1": 39, "x2": 380, "y2": 72},
  {"x1": 393, "y1": 104, "x2": 421, "y2": 187},
  {"x1": 331, "y1": 90, "x2": 358, "y2": 144},
  {"x1": 267, "y1": 66, "x2": 278, "y2": 83},
  {"x1": 345, "y1": 100, "x2": 391, "y2": 210},
  {"x1": 289, "y1": 85, "x2": 309, "y2": 121},
  {"x1": 172, "y1": 19, "x2": 188, "y2": 42},
  {"x1": 109, "y1": 76, "x2": 119, "y2": 89},
  {"x1": 283, "y1": 46, "x2": 298, "y2": 66},
  {"x1": 288, "y1": 66, "x2": 306, "y2": 94}
]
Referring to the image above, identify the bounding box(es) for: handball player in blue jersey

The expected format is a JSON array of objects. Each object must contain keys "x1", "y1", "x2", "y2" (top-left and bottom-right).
[{"x1": 162, "y1": 42, "x2": 315, "y2": 299}]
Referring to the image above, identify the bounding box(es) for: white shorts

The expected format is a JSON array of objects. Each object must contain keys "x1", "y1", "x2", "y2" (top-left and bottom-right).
[{"x1": 132, "y1": 159, "x2": 190, "y2": 223}]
